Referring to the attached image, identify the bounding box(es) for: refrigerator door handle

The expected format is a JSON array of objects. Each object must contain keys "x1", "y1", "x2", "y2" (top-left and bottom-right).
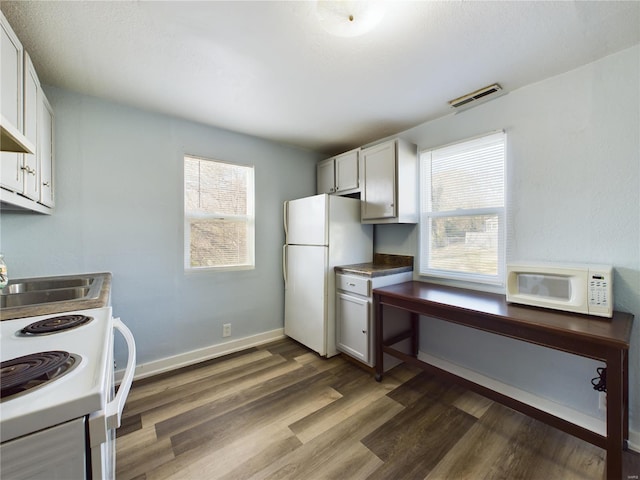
[
  {"x1": 282, "y1": 244, "x2": 288, "y2": 288},
  {"x1": 283, "y1": 201, "x2": 288, "y2": 239}
]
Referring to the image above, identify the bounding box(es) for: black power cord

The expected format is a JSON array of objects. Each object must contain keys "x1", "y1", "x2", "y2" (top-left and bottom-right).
[{"x1": 591, "y1": 367, "x2": 607, "y2": 392}]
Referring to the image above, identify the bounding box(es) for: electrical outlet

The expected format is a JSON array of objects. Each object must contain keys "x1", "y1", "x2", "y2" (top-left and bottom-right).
[
  {"x1": 598, "y1": 392, "x2": 607, "y2": 411},
  {"x1": 223, "y1": 323, "x2": 231, "y2": 338}
]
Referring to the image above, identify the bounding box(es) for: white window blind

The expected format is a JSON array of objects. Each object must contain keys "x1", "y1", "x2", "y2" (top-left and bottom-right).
[
  {"x1": 419, "y1": 131, "x2": 505, "y2": 284},
  {"x1": 184, "y1": 155, "x2": 255, "y2": 270}
]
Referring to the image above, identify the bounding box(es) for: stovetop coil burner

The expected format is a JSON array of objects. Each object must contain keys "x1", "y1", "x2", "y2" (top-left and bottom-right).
[
  {"x1": 21, "y1": 314, "x2": 93, "y2": 335},
  {"x1": 0, "y1": 351, "x2": 76, "y2": 399}
]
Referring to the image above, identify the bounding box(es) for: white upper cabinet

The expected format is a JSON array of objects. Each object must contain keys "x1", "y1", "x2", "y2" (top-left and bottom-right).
[
  {"x1": 0, "y1": 11, "x2": 33, "y2": 155},
  {"x1": 361, "y1": 141, "x2": 396, "y2": 220},
  {"x1": 334, "y1": 149, "x2": 359, "y2": 193},
  {"x1": 22, "y1": 53, "x2": 40, "y2": 201},
  {"x1": 38, "y1": 93, "x2": 54, "y2": 208},
  {"x1": 1, "y1": 12, "x2": 25, "y2": 191},
  {"x1": 361, "y1": 138, "x2": 417, "y2": 224},
  {"x1": 317, "y1": 157, "x2": 335, "y2": 194},
  {"x1": 0, "y1": 12, "x2": 53, "y2": 214},
  {"x1": 316, "y1": 148, "x2": 360, "y2": 195}
]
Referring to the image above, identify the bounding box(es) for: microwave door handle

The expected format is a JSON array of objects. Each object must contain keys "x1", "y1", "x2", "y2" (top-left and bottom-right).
[{"x1": 106, "y1": 318, "x2": 136, "y2": 430}]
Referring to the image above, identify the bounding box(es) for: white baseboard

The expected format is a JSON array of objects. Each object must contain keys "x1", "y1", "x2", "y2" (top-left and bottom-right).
[
  {"x1": 416, "y1": 351, "x2": 638, "y2": 452},
  {"x1": 115, "y1": 328, "x2": 285, "y2": 383}
]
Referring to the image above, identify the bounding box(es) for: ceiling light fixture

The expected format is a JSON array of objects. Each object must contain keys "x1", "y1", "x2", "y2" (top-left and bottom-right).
[{"x1": 315, "y1": 1, "x2": 385, "y2": 37}]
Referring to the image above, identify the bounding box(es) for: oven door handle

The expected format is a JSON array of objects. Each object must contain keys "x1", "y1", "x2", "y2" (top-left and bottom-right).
[
  {"x1": 89, "y1": 317, "x2": 136, "y2": 447},
  {"x1": 106, "y1": 317, "x2": 136, "y2": 431}
]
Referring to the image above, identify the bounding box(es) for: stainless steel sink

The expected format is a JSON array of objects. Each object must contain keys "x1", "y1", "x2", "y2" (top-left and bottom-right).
[
  {"x1": 1, "y1": 287, "x2": 92, "y2": 308},
  {"x1": 0, "y1": 274, "x2": 104, "y2": 309},
  {"x1": 2, "y1": 278, "x2": 93, "y2": 294}
]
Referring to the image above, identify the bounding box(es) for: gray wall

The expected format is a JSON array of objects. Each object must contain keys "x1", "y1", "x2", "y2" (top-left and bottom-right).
[
  {"x1": 0, "y1": 87, "x2": 320, "y2": 368},
  {"x1": 377, "y1": 46, "x2": 640, "y2": 436}
]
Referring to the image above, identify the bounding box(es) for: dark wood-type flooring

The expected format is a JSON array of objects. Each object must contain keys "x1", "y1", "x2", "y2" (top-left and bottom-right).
[{"x1": 116, "y1": 338, "x2": 639, "y2": 480}]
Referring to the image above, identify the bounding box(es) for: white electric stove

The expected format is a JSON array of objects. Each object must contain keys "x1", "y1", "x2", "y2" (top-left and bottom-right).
[{"x1": 0, "y1": 307, "x2": 136, "y2": 479}]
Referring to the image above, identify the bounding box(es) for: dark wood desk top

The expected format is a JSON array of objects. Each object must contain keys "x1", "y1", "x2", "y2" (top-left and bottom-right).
[{"x1": 373, "y1": 281, "x2": 634, "y2": 351}]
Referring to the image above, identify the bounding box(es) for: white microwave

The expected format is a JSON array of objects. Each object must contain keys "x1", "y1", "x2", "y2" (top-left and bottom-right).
[{"x1": 506, "y1": 262, "x2": 613, "y2": 318}]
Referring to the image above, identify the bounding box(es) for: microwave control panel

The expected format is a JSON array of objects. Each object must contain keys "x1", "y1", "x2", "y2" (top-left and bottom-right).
[
  {"x1": 589, "y1": 276, "x2": 609, "y2": 306},
  {"x1": 587, "y1": 268, "x2": 613, "y2": 317}
]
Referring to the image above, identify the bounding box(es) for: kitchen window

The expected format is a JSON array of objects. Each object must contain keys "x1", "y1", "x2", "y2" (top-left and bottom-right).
[
  {"x1": 184, "y1": 155, "x2": 255, "y2": 271},
  {"x1": 419, "y1": 131, "x2": 505, "y2": 285}
]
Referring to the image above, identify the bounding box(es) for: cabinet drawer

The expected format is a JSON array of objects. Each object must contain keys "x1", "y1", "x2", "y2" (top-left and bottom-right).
[{"x1": 336, "y1": 274, "x2": 370, "y2": 296}]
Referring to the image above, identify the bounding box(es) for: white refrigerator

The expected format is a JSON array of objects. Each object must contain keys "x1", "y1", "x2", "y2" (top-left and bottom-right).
[{"x1": 283, "y1": 194, "x2": 373, "y2": 357}]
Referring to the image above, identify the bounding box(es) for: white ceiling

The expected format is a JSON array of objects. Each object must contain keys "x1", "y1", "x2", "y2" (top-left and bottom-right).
[{"x1": 2, "y1": 1, "x2": 639, "y2": 155}]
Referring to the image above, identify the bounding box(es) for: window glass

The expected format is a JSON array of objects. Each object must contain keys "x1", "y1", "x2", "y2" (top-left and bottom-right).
[
  {"x1": 184, "y1": 155, "x2": 255, "y2": 270},
  {"x1": 419, "y1": 132, "x2": 505, "y2": 284}
]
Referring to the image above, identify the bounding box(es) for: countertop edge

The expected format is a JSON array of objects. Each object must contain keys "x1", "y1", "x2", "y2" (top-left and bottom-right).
[{"x1": 335, "y1": 265, "x2": 414, "y2": 278}]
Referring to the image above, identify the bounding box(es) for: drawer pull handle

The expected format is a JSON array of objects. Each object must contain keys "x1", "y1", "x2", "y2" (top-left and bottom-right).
[{"x1": 348, "y1": 283, "x2": 356, "y2": 287}]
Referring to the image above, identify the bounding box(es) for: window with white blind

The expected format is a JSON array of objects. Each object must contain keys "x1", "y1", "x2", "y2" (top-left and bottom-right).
[
  {"x1": 419, "y1": 131, "x2": 506, "y2": 284},
  {"x1": 184, "y1": 155, "x2": 255, "y2": 271}
]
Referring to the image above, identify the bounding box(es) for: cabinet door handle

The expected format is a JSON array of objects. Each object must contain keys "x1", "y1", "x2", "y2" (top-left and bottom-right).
[
  {"x1": 362, "y1": 330, "x2": 367, "y2": 334},
  {"x1": 42, "y1": 181, "x2": 50, "y2": 187}
]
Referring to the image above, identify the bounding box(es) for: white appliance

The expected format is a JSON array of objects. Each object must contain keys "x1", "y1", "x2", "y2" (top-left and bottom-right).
[
  {"x1": 506, "y1": 262, "x2": 613, "y2": 317},
  {"x1": 0, "y1": 307, "x2": 136, "y2": 479},
  {"x1": 283, "y1": 194, "x2": 372, "y2": 356}
]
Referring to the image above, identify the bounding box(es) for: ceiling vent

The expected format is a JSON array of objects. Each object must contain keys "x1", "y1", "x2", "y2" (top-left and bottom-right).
[{"x1": 449, "y1": 83, "x2": 504, "y2": 112}]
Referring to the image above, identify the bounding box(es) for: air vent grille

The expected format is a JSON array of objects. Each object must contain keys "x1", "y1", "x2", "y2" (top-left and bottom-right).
[{"x1": 449, "y1": 84, "x2": 503, "y2": 110}]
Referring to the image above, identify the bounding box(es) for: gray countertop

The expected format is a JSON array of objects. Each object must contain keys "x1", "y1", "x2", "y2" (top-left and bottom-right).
[{"x1": 335, "y1": 254, "x2": 414, "y2": 278}]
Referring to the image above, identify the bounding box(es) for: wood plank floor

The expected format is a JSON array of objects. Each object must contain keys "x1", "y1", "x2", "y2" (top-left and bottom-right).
[{"x1": 116, "y1": 338, "x2": 639, "y2": 480}]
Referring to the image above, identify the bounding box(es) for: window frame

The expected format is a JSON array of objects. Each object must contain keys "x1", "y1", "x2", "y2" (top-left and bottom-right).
[
  {"x1": 418, "y1": 131, "x2": 506, "y2": 287},
  {"x1": 183, "y1": 154, "x2": 255, "y2": 272}
]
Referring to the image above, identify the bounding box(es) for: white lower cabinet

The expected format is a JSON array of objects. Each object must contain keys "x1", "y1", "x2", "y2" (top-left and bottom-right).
[
  {"x1": 336, "y1": 292, "x2": 370, "y2": 363},
  {"x1": 336, "y1": 271, "x2": 412, "y2": 367}
]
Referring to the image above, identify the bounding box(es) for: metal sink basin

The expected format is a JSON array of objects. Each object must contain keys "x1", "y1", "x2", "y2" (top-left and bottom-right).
[
  {"x1": 2, "y1": 277, "x2": 93, "y2": 294},
  {"x1": 0, "y1": 274, "x2": 104, "y2": 309},
  {"x1": 1, "y1": 287, "x2": 92, "y2": 308}
]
